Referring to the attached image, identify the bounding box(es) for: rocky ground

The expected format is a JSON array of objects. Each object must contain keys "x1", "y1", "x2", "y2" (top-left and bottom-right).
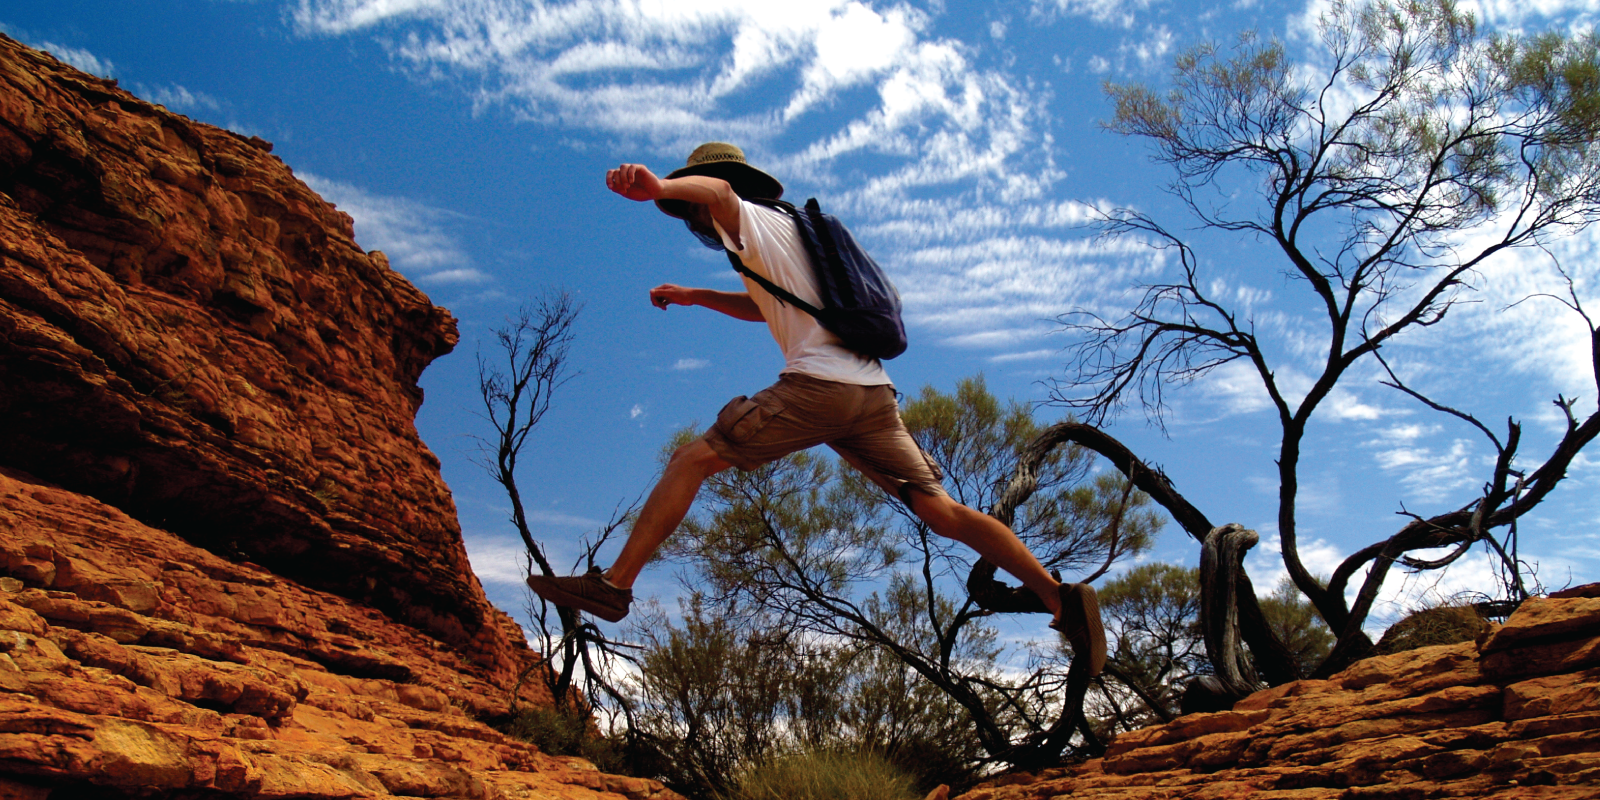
[
  {"x1": 0, "y1": 465, "x2": 680, "y2": 799},
  {"x1": 962, "y1": 588, "x2": 1600, "y2": 800}
]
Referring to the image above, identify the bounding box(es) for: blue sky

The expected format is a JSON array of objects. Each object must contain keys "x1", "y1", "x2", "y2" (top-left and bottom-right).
[{"x1": 8, "y1": 0, "x2": 1599, "y2": 638}]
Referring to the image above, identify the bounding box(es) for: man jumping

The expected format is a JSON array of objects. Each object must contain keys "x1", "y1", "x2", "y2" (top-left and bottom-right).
[{"x1": 525, "y1": 142, "x2": 1105, "y2": 674}]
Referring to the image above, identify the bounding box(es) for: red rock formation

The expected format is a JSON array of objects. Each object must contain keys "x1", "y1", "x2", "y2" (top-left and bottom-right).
[
  {"x1": 0, "y1": 34, "x2": 685, "y2": 800},
  {"x1": 0, "y1": 32, "x2": 503, "y2": 670},
  {"x1": 961, "y1": 588, "x2": 1600, "y2": 799},
  {"x1": 0, "y1": 465, "x2": 679, "y2": 799}
]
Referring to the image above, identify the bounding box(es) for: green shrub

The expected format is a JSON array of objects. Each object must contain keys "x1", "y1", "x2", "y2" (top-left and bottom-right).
[
  {"x1": 502, "y1": 706, "x2": 625, "y2": 774},
  {"x1": 720, "y1": 749, "x2": 922, "y2": 800}
]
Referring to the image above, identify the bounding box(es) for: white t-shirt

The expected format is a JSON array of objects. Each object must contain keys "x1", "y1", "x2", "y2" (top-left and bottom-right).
[{"x1": 715, "y1": 201, "x2": 891, "y2": 386}]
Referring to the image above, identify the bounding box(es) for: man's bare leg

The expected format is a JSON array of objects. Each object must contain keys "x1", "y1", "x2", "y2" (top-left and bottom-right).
[
  {"x1": 606, "y1": 438, "x2": 732, "y2": 589},
  {"x1": 906, "y1": 489, "x2": 1061, "y2": 617},
  {"x1": 525, "y1": 438, "x2": 731, "y2": 621}
]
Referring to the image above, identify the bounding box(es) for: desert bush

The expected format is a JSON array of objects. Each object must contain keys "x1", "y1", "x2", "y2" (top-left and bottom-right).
[
  {"x1": 502, "y1": 705, "x2": 626, "y2": 774},
  {"x1": 719, "y1": 749, "x2": 921, "y2": 800},
  {"x1": 1375, "y1": 605, "x2": 1490, "y2": 655}
]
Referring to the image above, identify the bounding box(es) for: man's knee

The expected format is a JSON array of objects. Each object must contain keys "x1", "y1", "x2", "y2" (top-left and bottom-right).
[{"x1": 669, "y1": 438, "x2": 733, "y2": 479}]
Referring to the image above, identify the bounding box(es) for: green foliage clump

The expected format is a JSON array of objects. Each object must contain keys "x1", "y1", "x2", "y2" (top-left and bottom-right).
[
  {"x1": 719, "y1": 749, "x2": 922, "y2": 800},
  {"x1": 1097, "y1": 563, "x2": 1205, "y2": 725},
  {"x1": 1257, "y1": 577, "x2": 1335, "y2": 677},
  {"x1": 501, "y1": 705, "x2": 626, "y2": 775}
]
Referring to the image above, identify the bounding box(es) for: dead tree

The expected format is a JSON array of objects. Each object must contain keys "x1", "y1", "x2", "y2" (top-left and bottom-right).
[
  {"x1": 1051, "y1": 0, "x2": 1600, "y2": 675},
  {"x1": 475, "y1": 292, "x2": 639, "y2": 724}
]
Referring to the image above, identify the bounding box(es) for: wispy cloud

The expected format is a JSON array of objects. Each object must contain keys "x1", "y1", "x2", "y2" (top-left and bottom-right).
[
  {"x1": 135, "y1": 83, "x2": 224, "y2": 114},
  {"x1": 1117, "y1": 24, "x2": 1175, "y2": 72},
  {"x1": 1031, "y1": 0, "x2": 1163, "y2": 29},
  {"x1": 38, "y1": 41, "x2": 114, "y2": 77},
  {"x1": 464, "y1": 535, "x2": 528, "y2": 586},
  {"x1": 291, "y1": 0, "x2": 942, "y2": 145},
  {"x1": 989, "y1": 348, "x2": 1055, "y2": 363},
  {"x1": 300, "y1": 172, "x2": 484, "y2": 285},
  {"x1": 673, "y1": 358, "x2": 710, "y2": 371},
  {"x1": 1456, "y1": 0, "x2": 1600, "y2": 33},
  {"x1": 288, "y1": 0, "x2": 1117, "y2": 351},
  {"x1": 1368, "y1": 437, "x2": 1478, "y2": 504}
]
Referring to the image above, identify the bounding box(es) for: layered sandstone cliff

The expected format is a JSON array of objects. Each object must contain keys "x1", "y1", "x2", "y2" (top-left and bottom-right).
[
  {"x1": 0, "y1": 33, "x2": 502, "y2": 670},
  {"x1": 0, "y1": 34, "x2": 683, "y2": 799},
  {"x1": 0, "y1": 468, "x2": 677, "y2": 799}
]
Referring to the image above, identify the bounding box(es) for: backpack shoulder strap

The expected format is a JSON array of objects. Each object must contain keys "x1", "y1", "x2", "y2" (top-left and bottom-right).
[
  {"x1": 725, "y1": 252, "x2": 822, "y2": 316},
  {"x1": 725, "y1": 198, "x2": 824, "y2": 317}
]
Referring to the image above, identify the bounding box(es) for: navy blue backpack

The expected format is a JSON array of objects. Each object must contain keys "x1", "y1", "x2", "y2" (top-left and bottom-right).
[{"x1": 726, "y1": 197, "x2": 908, "y2": 360}]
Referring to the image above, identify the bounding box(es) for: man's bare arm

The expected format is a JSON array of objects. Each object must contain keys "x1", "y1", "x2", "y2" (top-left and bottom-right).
[
  {"x1": 649, "y1": 284, "x2": 763, "y2": 322},
  {"x1": 606, "y1": 164, "x2": 742, "y2": 247}
]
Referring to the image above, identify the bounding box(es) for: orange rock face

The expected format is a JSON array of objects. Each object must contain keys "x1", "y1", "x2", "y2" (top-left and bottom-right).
[
  {"x1": 0, "y1": 32, "x2": 499, "y2": 668},
  {"x1": 0, "y1": 34, "x2": 683, "y2": 799},
  {"x1": 0, "y1": 467, "x2": 680, "y2": 799},
  {"x1": 961, "y1": 592, "x2": 1600, "y2": 799}
]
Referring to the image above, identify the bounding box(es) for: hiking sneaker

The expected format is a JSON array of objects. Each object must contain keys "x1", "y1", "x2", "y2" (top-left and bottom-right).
[
  {"x1": 524, "y1": 568, "x2": 632, "y2": 623},
  {"x1": 1051, "y1": 582, "x2": 1107, "y2": 677}
]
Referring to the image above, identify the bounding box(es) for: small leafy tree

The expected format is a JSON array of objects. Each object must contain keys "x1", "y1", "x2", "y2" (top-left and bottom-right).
[
  {"x1": 1051, "y1": 0, "x2": 1600, "y2": 675},
  {"x1": 627, "y1": 595, "x2": 980, "y2": 798},
  {"x1": 1095, "y1": 564, "x2": 1206, "y2": 730},
  {"x1": 1257, "y1": 577, "x2": 1335, "y2": 679},
  {"x1": 660, "y1": 376, "x2": 1163, "y2": 771}
]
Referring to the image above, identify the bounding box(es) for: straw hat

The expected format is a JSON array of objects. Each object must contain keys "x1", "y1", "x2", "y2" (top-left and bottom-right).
[{"x1": 655, "y1": 142, "x2": 784, "y2": 219}]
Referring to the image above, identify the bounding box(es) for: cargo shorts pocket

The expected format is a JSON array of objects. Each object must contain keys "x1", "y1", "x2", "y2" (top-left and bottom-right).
[
  {"x1": 714, "y1": 393, "x2": 786, "y2": 445},
  {"x1": 919, "y1": 444, "x2": 946, "y2": 483}
]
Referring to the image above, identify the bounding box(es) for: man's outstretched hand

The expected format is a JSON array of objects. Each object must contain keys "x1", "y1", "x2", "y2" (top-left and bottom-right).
[
  {"x1": 606, "y1": 163, "x2": 662, "y2": 202},
  {"x1": 649, "y1": 284, "x2": 692, "y2": 310}
]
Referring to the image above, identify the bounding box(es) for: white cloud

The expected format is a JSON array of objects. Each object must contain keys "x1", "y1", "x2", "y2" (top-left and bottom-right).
[
  {"x1": 1195, "y1": 360, "x2": 1274, "y2": 417},
  {"x1": 419, "y1": 268, "x2": 491, "y2": 285},
  {"x1": 895, "y1": 233, "x2": 1160, "y2": 346},
  {"x1": 40, "y1": 41, "x2": 114, "y2": 77},
  {"x1": 673, "y1": 358, "x2": 711, "y2": 370},
  {"x1": 1379, "y1": 423, "x2": 1440, "y2": 443},
  {"x1": 290, "y1": 0, "x2": 1087, "y2": 352},
  {"x1": 464, "y1": 535, "x2": 530, "y2": 585},
  {"x1": 300, "y1": 172, "x2": 478, "y2": 283},
  {"x1": 1118, "y1": 24, "x2": 1174, "y2": 72},
  {"x1": 1033, "y1": 0, "x2": 1160, "y2": 29},
  {"x1": 630, "y1": 403, "x2": 645, "y2": 419},
  {"x1": 1369, "y1": 438, "x2": 1478, "y2": 503},
  {"x1": 1246, "y1": 528, "x2": 1346, "y2": 591},
  {"x1": 1443, "y1": 234, "x2": 1600, "y2": 410},
  {"x1": 989, "y1": 348, "x2": 1055, "y2": 363},
  {"x1": 136, "y1": 83, "x2": 224, "y2": 114},
  {"x1": 1456, "y1": 0, "x2": 1600, "y2": 34},
  {"x1": 1322, "y1": 388, "x2": 1384, "y2": 422},
  {"x1": 292, "y1": 0, "x2": 944, "y2": 144}
]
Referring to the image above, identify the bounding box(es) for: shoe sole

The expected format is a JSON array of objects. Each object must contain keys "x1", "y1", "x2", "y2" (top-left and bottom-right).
[
  {"x1": 1053, "y1": 582, "x2": 1107, "y2": 677},
  {"x1": 524, "y1": 575, "x2": 630, "y2": 623}
]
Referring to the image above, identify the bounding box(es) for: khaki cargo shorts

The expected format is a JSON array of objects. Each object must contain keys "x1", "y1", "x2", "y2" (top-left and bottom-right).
[{"x1": 702, "y1": 372, "x2": 947, "y2": 504}]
